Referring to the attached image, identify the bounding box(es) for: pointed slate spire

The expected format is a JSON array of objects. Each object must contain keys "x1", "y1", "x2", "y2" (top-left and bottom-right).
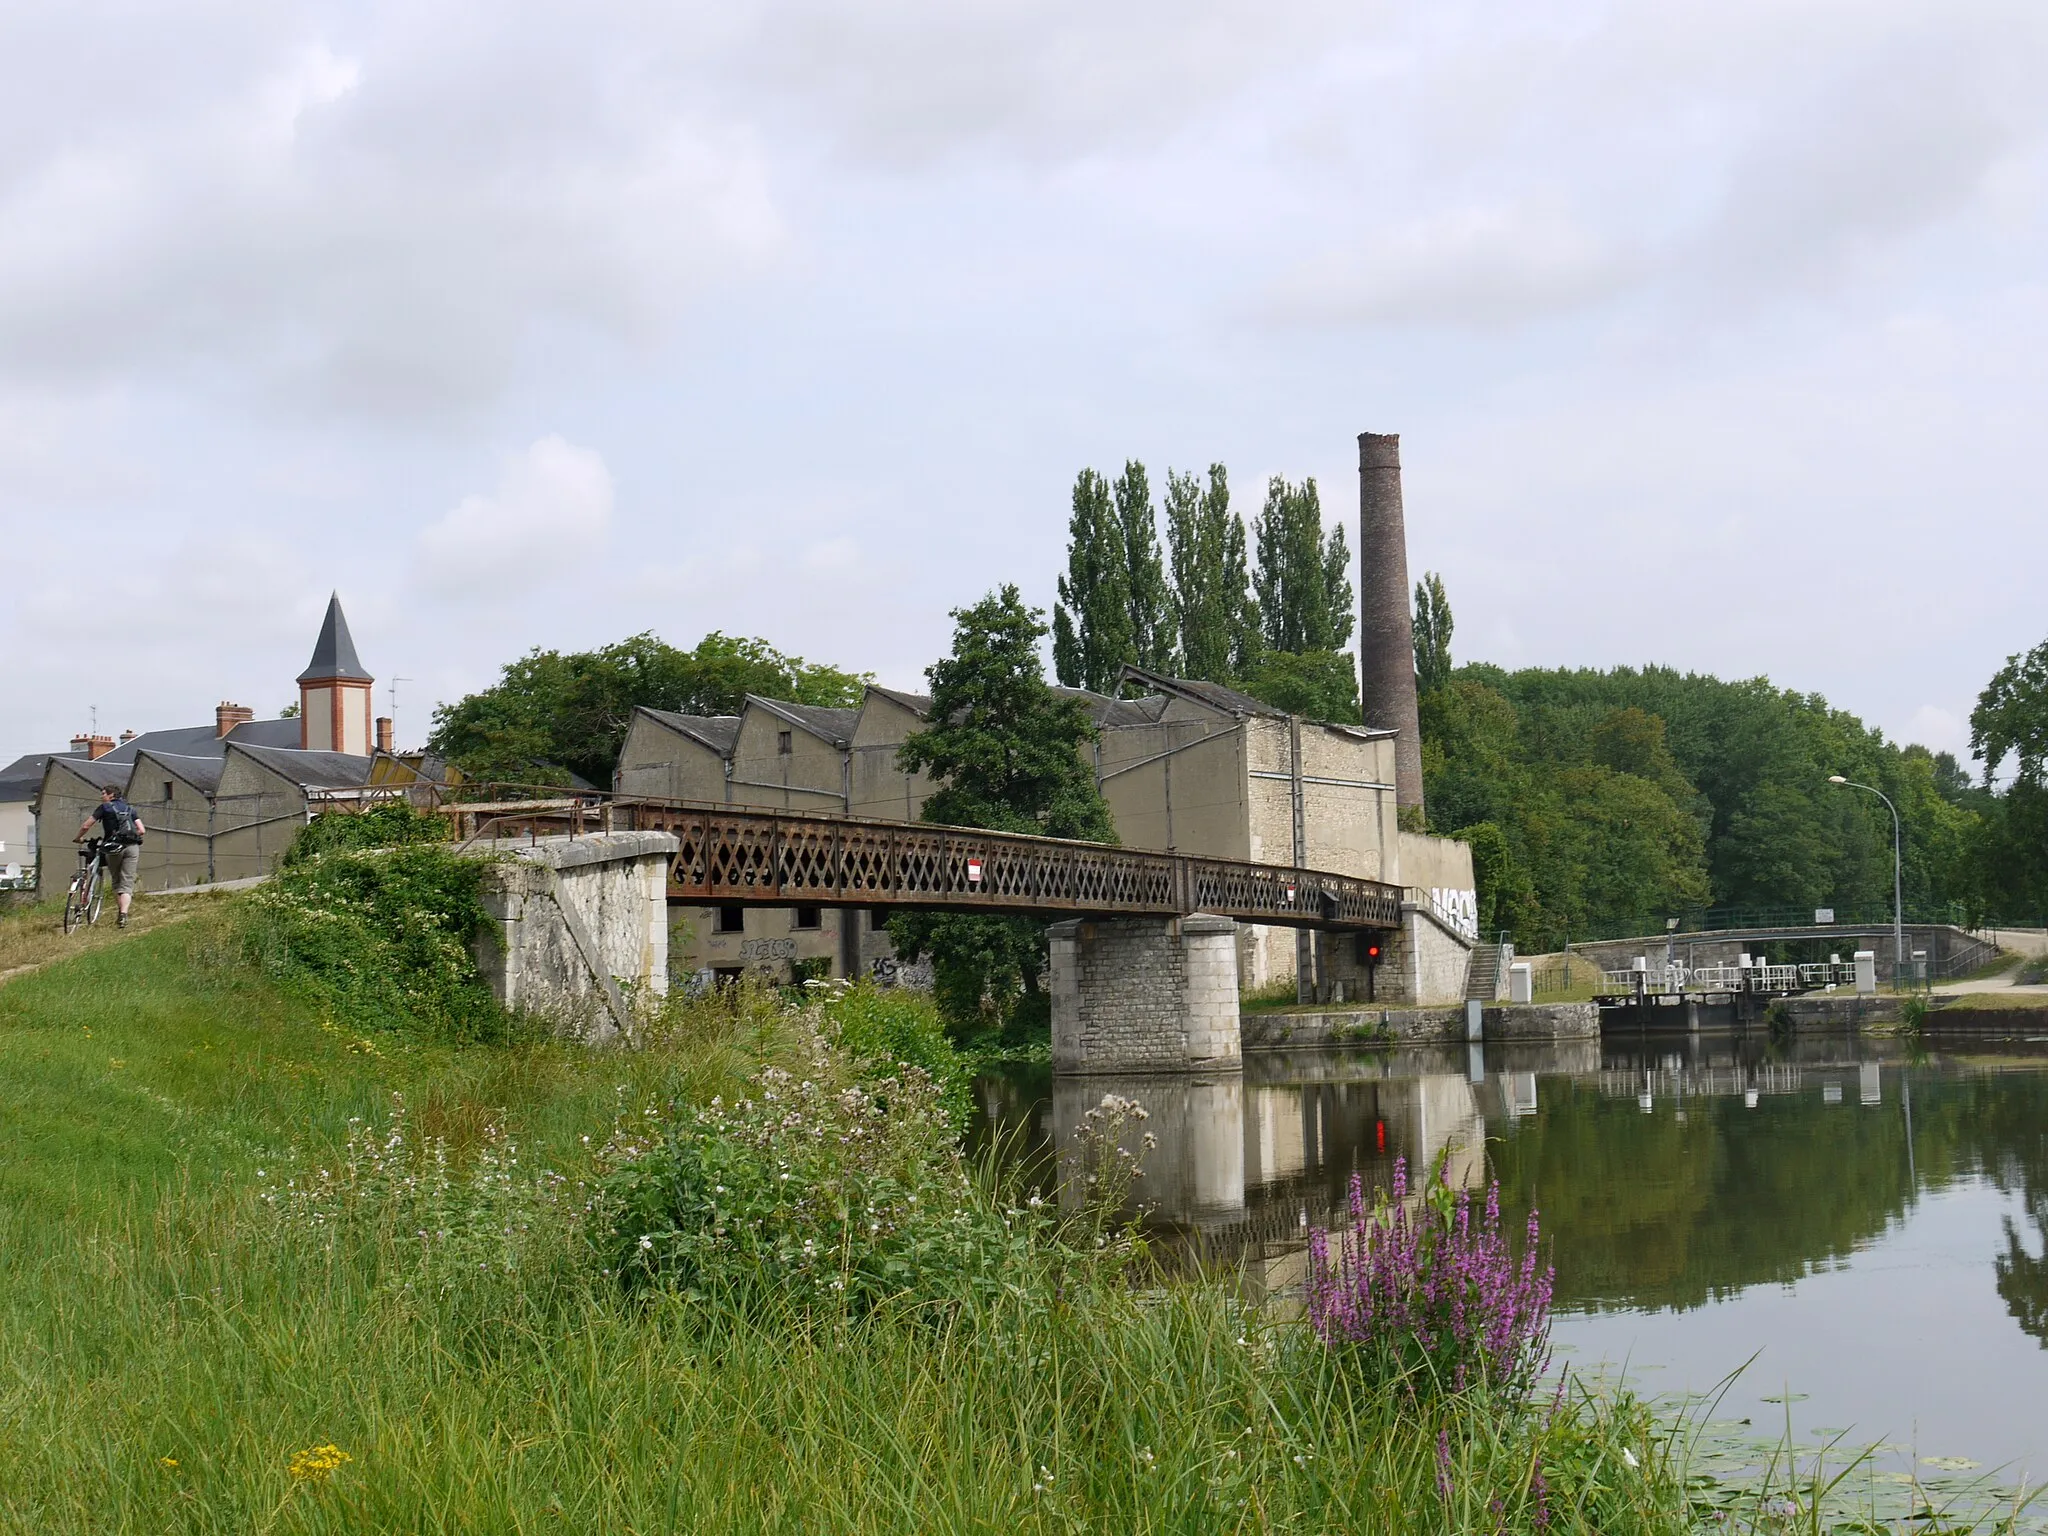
[{"x1": 297, "y1": 593, "x2": 373, "y2": 683}]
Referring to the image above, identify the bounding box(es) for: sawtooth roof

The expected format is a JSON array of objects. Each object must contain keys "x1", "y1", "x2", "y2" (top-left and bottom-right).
[
  {"x1": 1115, "y1": 667, "x2": 1287, "y2": 720},
  {"x1": 43, "y1": 756, "x2": 129, "y2": 792},
  {"x1": 228, "y1": 742, "x2": 375, "y2": 791},
  {"x1": 637, "y1": 707, "x2": 742, "y2": 755},
  {"x1": 98, "y1": 717, "x2": 302, "y2": 765},
  {"x1": 744, "y1": 696, "x2": 861, "y2": 748},
  {"x1": 1051, "y1": 686, "x2": 1172, "y2": 729},
  {"x1": 131, "y1": 751, "x2": 227, "y2": 794},
  {"x1": 862, "y1": 685, "x2": 933, "y2": 718}
]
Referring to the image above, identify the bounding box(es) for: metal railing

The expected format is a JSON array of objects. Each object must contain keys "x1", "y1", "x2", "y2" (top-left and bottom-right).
[{"x1": 429, "y1": 785, "x2": 1405, "y2": 932}]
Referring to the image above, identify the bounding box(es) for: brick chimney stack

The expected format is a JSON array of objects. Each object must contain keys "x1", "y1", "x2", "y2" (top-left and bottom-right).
[
  {"x1": 375, "y1": 716, "x2": 394, "y2": 754},
  {"x1": 1357, "y1": 432, "x2": 1425, "y2": 814},
  {"x1": 71, "y1": 733, "x2": 115, "y2": 760},
  {"x1": 216, "y1": 701, "x2": 254, "y2": 738}
]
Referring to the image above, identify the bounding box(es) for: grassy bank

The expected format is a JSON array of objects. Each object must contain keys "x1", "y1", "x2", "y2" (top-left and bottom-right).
[{"x1": 0, "y1": 903, "x2": 1977, "y2": 1532}]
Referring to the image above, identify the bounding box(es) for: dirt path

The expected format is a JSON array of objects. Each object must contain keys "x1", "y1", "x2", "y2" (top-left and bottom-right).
[{"x1": 0, "y1": 895, "x2": 215, "y2": 990}]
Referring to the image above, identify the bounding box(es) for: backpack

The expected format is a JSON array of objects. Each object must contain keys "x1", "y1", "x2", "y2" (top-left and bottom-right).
[{"x1": 102, "y1": 800, "x2": 141, "y2": 845}]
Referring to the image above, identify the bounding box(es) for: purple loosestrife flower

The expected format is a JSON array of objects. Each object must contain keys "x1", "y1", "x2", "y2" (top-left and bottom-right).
[
  {"x1": 1530, "y1": 1465, "x2": 1550, "y2": 1530},
  {"x1": 1436, "y1": 1428, "x2": 1454, "y2": 1502},
  {"x1": 1304, "y1": 1157, "x2": 1554, "y2": 1400}
]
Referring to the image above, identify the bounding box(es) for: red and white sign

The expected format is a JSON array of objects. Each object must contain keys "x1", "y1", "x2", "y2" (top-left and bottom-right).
[{"x1": 966, "y1": 858, "x2": 984, "y2": 884}]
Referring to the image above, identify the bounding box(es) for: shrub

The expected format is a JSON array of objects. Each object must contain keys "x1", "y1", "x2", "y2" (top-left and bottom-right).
[
  {"x1": 1307, "y1": 1156, "x2": 1553, "y2": 1401},
  {"x1": 281, "y1": 800, "x2": 450, "y2": 867},
  {"x1": 814, "y1": 979, "x2": 963, "y2": 1110},
  {"x1": 592, "y1": 1023, "x2": 1034, "y2": 1318},
  {"x1": 248, "y1": 844, "x2": 510, "y2": 1043}
]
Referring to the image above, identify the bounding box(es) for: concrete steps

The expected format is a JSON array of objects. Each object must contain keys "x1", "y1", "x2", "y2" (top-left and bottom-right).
[{"x1": 1466, "y1": 942, "x2": 1506, "y2": 1001}]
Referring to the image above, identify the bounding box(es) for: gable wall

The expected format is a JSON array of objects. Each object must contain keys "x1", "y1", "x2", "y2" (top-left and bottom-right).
[
  {"x1": 211, "y1": 754, "x2": 310, "y2": 882},
  {"x1": 848, "y1": 693, "x2": 933, "y2": 822},
  {"x1": 728, "y1": 706, "x2": 845, "y2": 811},
  {"x1": 130, "y1": 757, "x2": 216, "y2": 890},
  {"x1": 614, "y1": 715, "x2": 729, "y2": 803}
]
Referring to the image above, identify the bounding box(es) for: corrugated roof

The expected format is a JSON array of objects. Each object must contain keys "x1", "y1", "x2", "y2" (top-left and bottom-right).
[
  {"x1": 744, "y1": 696, "x2": 860, "y2": 748},
  {"x1": 131, "y1": 750, "x2": 226, "y2": 794},
  {"x1": 297, "y1": 593, "x2": 373, "y2": 683},
  {"x1": 229, "y1": 742, "x2": 374, "y2": 790},
  {"x1": 1050, "y1": 686, "x2": 1171, "y2": 729},
  {"x1": 638, "y1": 707, "x2": 742, "y2": 756},
  {"x1": 1115, "y1": 667, "x2": 1287, "y2": 720}
]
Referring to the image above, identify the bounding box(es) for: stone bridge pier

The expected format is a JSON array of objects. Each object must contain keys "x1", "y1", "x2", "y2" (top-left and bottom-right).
[{"x1": 1048, "y1": 913, "x2": 1242, "y2": 1074}]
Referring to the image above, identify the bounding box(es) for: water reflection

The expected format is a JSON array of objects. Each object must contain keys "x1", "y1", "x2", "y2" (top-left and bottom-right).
[{"x1": 975, "y1": 1028, "x2": 2048, "y2": 1473}]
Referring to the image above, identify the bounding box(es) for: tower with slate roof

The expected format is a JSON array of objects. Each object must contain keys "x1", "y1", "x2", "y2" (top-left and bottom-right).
[{"x1": 297, "y1": 593, "x2": 375, "y2": 754}]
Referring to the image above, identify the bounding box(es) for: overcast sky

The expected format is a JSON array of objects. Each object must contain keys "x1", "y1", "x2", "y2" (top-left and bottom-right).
[{"x1": 4, "y1": 1, "x2": 2044, "y2": 770}]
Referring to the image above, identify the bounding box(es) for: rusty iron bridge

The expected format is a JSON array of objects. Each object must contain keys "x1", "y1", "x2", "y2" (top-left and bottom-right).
[{"x1": 442, "y1": 794, "x2": 1403, "y2": 933}]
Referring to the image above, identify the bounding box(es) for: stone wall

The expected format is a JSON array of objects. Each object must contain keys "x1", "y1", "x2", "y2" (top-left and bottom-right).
[
  {"x1": 1049, "y1": 913, "x2": 1241, "y2": 1074},
  {"x1": 1357, "y1": 901, "x2": 1472, "y2": 1006},
  {"x1": 1241, "y1": 1001, "x2": 1598, "y2": 1049},
  {"x1": 472, "y1": 831, "x2": 676, "y2": 1042}
]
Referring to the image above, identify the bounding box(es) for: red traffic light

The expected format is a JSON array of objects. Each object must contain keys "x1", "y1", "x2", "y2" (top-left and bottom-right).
[{"x1": 1366, "y1": 945, "x2": 1381, "y2": 961}]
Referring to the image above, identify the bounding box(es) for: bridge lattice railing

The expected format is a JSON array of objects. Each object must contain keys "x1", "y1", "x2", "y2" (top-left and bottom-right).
[{"x1": 622, "y1": 801, "x2": 1402, "y2": 931}]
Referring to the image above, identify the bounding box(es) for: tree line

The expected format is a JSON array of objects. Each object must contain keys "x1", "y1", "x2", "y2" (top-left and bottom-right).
[
  {"x1": 1415, "y1": 582, "x2": 2048, "y2": 946},
  {"x1": 1052, "y1": 461, "x2": 1361, "y2": 723}
]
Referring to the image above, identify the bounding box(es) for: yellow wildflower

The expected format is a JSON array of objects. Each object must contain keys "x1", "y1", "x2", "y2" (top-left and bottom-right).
[
  {"x1": 158, "y1": 1457, "x2": 179, "y2": 1469},
  {"x1": 287, "y1": 1444, "x2": 352, "y2": 1483}
]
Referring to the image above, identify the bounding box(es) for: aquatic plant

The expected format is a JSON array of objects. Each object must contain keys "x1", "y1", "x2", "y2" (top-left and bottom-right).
[{"x1": 1306, "y1": 1156, "x2": 1554, "y2": 1400}]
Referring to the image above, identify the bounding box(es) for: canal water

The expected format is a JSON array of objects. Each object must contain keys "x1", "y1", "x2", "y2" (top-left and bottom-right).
[{"x1": 974, "y1": 1029, "x2": 2048, "y2": 1511}]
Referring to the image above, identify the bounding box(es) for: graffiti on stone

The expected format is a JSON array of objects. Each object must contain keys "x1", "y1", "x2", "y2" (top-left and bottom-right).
[
  {"x1": 871, "y1": 954, "x2": 934, "y2": 991},
  {"x1": 740, "y1": 937, "x2": 798, "y2": 962}
]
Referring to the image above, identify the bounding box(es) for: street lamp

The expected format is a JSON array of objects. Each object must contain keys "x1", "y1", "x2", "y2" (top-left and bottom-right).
[{"x1": 1827, "y1": 775, "x2": 1905, "y2": 988}]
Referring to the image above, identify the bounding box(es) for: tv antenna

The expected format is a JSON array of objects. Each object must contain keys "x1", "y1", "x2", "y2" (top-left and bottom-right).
[{"x1": 389, "y1": 678, "x2": 413, "y2": 748}]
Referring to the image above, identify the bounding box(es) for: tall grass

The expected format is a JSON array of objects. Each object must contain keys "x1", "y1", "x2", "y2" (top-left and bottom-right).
[{"x1": 0, "y1": 905, "x2": 2018, "y2": 1532}]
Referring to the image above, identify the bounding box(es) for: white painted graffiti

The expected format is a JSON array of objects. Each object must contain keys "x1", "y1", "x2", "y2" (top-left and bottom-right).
[
  {"x1": 870, "y1": 954, "x2": 935, "y2": 991},
  {"x1": 1431, "y1": 887, "x2": 1479, "y2": 943},
  {"x1": 739, "y1": 937, "x2": 798, "y2": 962}
]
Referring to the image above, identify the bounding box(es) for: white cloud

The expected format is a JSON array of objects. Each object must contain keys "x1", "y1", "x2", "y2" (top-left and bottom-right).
[
  {"x1": 1267, "y1": 204, "x2": 1625, "y2": 327},
  {"x1": 0, "y1": 10, "x2": 783, "y2": 415},
  {"x1": 416, "y1": 436, "x2": 614, "y2": 596}
]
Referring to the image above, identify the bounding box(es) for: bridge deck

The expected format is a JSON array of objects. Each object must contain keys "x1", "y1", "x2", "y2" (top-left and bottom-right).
[{"x1": 449, "y1": 796, "x2": 1404, "y2": 931}]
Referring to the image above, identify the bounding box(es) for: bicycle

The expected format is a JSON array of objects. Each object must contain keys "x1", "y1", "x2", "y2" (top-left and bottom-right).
[{"x1": 64, "y1": 838, "x2": 110, "y2": 934}]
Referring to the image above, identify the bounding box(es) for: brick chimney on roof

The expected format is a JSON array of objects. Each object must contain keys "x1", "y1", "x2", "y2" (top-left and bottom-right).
[
  {"x1": 119, "y1": 730, "x2": 137, "y2": 745},
  {"x1": 216, "y1": 701, "x2": 254, "y2": 738},
  {"x1": 375, "y1": 716, "x2": 394, "y2": 754},
  {"x1": 71, "y1": 733, "x2": 115, "y2": 760}
]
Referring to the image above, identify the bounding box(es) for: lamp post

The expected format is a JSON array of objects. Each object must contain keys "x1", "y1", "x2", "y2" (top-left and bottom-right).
[{"x1": 1828, "y1": 775, "x2": 1905, "y2": 988}]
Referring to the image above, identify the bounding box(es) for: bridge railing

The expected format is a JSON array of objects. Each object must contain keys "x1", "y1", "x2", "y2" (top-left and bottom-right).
[
  {"x1": 622, "y1": 799, "x2": 1405, "y2": 931},
  {"x1": 1598, "y1": 960, "x2": 1857, "y2": 997}
]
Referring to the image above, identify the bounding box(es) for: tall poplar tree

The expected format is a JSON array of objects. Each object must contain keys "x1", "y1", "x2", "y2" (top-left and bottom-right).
[
  {"x1": 1253, "y1": 476, "x2": 1352, "y2": 654},
  {"x1": 1114, "y1": 460, "x2": 1175, "y2": 674},
  {"x1": 1164, "y1": 464, "x2": 1259, "y2": 683},
  {"x1": 1052, "y1": 469, "x2": 1130, "y2": 692},
  {"x1": 1413, "y1": 571, "x2": 1454, "y2": 695}
]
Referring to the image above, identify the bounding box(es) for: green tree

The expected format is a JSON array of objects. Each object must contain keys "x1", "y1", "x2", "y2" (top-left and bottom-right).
[
  {"x1": 1413, "y1": 572, "x2": 1453, "y2": 696},
  {"x1": 1236, "y1": 650, "x2": 1360, "y2": 723},
  {"x1": 891, "y1": 586, "x2": 1116, "y2": 1034},
  {"x1": 428, "y1": 632, "x2": 865, "y2": 786},
  {"x1": 1253, "y1": 476, "x2": 1350, "y2": 655},
  {"x1": 1053, "y1": 469, "x2": 1132, "y2": 693},
  {"x1": 1114, "y1": 461, "x2": 1175, "y2": 674},
  {"x1": 1972, "y1": 636, "x2": 2048, "y2": 789}
]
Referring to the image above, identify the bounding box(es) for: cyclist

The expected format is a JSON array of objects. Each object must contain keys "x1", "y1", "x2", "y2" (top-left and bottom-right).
[{"x1": 76, "y1": 784, "x2": 146, "y2": 928}]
